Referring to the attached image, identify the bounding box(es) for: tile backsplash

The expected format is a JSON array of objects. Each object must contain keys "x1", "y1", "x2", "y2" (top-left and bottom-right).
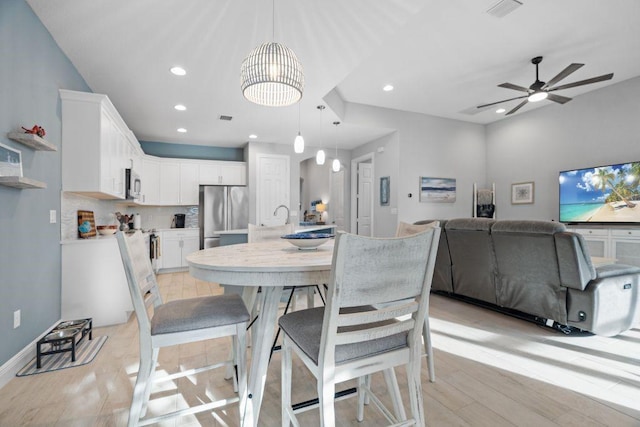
[{"x1": 61, "y1": 192, "x2": 198, "y2": 240}]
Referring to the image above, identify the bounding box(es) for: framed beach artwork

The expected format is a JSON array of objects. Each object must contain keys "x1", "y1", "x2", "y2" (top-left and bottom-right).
[
  {"x1": 511, "y1": 181, "x2": 534, "y2": 204},
  {"x1": 380, "y1": 176, "x2": 390, "y2": 206},
  {"x1": 0, "y1": 142, "x2": 23, "y2": 178},
  {"x1": 420, "y1": 177, "x2": 456, "y2": 203}
]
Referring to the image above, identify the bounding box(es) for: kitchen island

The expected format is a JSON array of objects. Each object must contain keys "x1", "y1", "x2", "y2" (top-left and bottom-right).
[{"x1": 218, "y1": 224, "x2": 336, "y2": 246}]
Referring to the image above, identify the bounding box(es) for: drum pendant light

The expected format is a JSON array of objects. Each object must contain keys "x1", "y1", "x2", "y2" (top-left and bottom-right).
[{"x1": 240, "y1": 0, "x2": 304, "y2": 107}]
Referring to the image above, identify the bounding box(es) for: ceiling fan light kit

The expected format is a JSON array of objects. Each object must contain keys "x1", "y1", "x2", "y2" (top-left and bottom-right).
[{"x1": 478, "y1": 56, "x2": 613, "y2": 115}]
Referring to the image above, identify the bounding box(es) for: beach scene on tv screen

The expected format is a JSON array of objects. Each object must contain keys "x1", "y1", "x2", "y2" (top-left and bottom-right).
[{"x1": 559, "y1": 161, "x2": 640, "y2": 223}]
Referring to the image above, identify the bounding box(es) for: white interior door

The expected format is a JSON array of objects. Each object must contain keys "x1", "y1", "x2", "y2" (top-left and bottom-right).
[
  {"x1": 330, "y1": 169, "x2": 345, "y2": 231},
  {"x1": 256, "y1": 154, "x2": 290, "y2": 226},
  {"x1": 356, "y1": 162, "x2": 373, "y2": 236}
]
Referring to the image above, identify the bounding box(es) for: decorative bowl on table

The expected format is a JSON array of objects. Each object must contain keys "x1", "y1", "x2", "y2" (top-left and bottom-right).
[
  {"x1": 97, "y1": 225, "x2": 117, "y2": 236},
  {"x1": 281, "y1": 233, "x2": 334, "y2": 250}
]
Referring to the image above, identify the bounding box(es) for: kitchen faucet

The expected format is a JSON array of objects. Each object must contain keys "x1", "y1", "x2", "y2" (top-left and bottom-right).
[{"x1": 273, "y1": 204, "x2": 290, "y2": 224}]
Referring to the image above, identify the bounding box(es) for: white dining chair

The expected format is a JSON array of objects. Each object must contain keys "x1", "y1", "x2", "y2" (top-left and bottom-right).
[
  {"x1": 279, "y1": 226, "x2": 441, "y2": 426},
  {"x1": 396, "y1": 221, "x2": 438, "y2": 382},
  {"x1": 116, "y1": 231, "x2": 251, "y2": 427}
]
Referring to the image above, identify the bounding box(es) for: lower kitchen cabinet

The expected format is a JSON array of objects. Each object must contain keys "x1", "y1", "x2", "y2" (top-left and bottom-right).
[
  {"x1": 61, "y1": 238, "x2": 133, "y2": 327},
  {"x1": 159, "y1": 229, "x2": 200, "y2": 270}
]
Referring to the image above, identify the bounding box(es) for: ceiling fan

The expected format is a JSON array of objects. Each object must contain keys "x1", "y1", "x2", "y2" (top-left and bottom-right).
[{"x1": 478, "y1": 56, "x2": 614, "y2": 115}]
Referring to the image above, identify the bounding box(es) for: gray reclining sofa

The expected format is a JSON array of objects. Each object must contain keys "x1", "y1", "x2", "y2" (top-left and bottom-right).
[{"x1": 416, "y1": 218, "x2": 640, "y2": 336}]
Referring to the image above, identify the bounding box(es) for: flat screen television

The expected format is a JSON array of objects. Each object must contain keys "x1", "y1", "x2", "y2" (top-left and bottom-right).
[{"x1": 559, "y1": 161, "x2": 640, "y2": 224}]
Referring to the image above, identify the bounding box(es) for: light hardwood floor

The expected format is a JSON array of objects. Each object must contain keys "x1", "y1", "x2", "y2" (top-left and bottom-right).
[{"x1": 1, "y1": 271, "x2": 639, "y2": 426}]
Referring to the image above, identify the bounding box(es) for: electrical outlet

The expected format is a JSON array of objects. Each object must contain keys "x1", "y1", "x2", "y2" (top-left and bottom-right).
[
  {"x1": 49, "y1": 210, "x2": 57, "y2": 224},
  {"x1": 13, "y1": 310, "x2": 20, "y2": 329}
]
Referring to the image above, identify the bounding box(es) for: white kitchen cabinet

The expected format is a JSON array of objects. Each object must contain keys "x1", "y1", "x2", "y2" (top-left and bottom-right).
[
  {"x1": 141, "y1": 157, "x2": 160, "y2": 205},
  {"x1": 159, "y1": 161, "x2": 180, "y2": 205},
  {"x1": 60, "y1": 89, "x2": 141, "y2": 199},
  {"x1": 180, "y1": 162, "x2": 200, "y2": 205},
  {"x1": 199, "y1": 161, "x2": 246, "y2": 185},
  {"x1": 61, "y1": 238, "x2": 133, "y2": 327},
  {"x1": 160, "y1": 229, "x2": 200, "y2": 270}
]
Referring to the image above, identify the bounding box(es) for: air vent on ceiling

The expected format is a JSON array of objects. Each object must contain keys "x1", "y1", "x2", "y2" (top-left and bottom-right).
[
  {"x1": 219, "y1": 115, "x2": 233, "y2": 121},
  {"x1": 486, "y1": 0, "x2": 522, "y2": 18}
]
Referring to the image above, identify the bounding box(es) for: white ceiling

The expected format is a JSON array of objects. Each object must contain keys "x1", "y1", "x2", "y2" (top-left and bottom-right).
[{"x1": 26, "y1": 0, "x2": 640, "y2": 151}]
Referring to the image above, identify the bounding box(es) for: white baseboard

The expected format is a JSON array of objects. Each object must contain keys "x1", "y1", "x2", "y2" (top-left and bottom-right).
[{"x1": 0, "y1": 319, "x2": 61, "y2": 389}]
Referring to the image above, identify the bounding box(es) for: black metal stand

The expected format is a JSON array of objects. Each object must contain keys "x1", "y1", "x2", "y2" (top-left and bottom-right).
[{"x1": 36, "y1": 318, "x2": 92, "y2": 368}]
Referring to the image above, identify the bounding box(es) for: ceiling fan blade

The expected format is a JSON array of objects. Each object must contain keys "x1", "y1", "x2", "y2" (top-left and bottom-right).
[
  {"x1": 548, "y1": 73, "x2": 614, "y2": 91},
  {"x1": 546, "y1": 93, "x2": 572, "y2": 104},
  {"x1": 498, "y1": 82, "x2": 530, "y2": 93},
  {"x1": 477, "y1": 95, "x2": 528, "y2": 109},
  {"x1": 506, "y1": 99, "x2": 528, "y2": 115},
  {"x1": 542, "y1": 63, "x2": 584, "y2": 89}
]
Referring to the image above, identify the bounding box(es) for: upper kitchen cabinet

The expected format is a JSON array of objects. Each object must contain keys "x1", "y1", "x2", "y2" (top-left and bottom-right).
[
  {"x1": 141, "y1": 156, "x2": 160, "y2": 205},
  {"x1": 60, "y1": 90, "x2": 144, "y2": 199},
  {"x1": 199, "y1": 161, "x2": 246, "y2": 186}
]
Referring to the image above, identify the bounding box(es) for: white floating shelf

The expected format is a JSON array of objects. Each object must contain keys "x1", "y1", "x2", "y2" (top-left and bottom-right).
[
  {"x1": 7, "y1": 132, "x2": 57, "y2": 151},
  {"x1": 0, "y1": 176, "x2": 47, "y2": 189}
]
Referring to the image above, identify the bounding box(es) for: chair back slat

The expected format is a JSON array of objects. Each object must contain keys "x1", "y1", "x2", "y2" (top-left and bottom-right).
[
  {"x1": 320, "y1": 226, "x2": 440, "y2": 366},
  {"x1": 116, "y1": 231, "x2": 162, "y2": 333},
  {"x1": 336, "y1": 301, "x2": 418, "y2": 327},
  {"x1": 334, "y1": 319, "x2": 416, "y2": 346}
]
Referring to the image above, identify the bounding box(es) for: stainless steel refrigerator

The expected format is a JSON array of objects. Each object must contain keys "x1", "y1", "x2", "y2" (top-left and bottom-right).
[{"x1": 199, "y1": 185, "x2": 249, "y2": 249}]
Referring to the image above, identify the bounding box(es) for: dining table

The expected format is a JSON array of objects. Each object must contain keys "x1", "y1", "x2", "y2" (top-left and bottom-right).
[{"x1": 186, "y1": 238, "x2": 335, "y2": 426}]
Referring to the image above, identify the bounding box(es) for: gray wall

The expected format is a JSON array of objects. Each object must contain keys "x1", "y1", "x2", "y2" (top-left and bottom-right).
[
  {"x1": 0, "y1": 0, "x2": 90, "y2": 366},
  {"x1": 347, "y1": 102, "x2": 487, "y2": 235},
  {"x1": 486, "y1": 76, "x2": 640, "y2": 221}
]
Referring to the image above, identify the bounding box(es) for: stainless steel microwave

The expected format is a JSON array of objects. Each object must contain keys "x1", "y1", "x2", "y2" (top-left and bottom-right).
[{"x1": 125, "y1": 168, "x2": 142, "y2": 200}]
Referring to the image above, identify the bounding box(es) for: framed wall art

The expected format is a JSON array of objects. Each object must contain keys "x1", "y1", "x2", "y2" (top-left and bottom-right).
[
  {"x1": 419, "y1": 177, "x2": 456, "y2": 203},
  {"x1": 511, "y1": 181, "x2": 534, "y2": 204},
  {"x1": 0, "y1": 142, "x2": 23, "y2": 177},
  {"x1": 380, "y1": 176, "x2": 390, "y2": 206}
]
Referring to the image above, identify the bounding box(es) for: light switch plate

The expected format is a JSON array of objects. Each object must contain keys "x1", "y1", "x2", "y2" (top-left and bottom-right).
[{"x1": 49, "y1": 210, "x2": 57, "y2": 224}]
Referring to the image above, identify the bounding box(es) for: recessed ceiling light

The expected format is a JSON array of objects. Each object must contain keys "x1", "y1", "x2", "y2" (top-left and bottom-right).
[
  {"x1": 177, "y1": 128, "x2": 187, "y2": 133},
  {"x1": 496, "y1": 108, "x2": 506, "y2": 113},
  {"x1": 174, "y1": 104, "x2": 187, "y2": 111},
  {"x1": 170, "y1": 66, "x2": 186, "y2": 76},
  {"x1": 383, "y1": 84, "x2": 394, "y2": 92},
  {"x1": 249, "y1": 134, "x2": 257, "y2": 139}
]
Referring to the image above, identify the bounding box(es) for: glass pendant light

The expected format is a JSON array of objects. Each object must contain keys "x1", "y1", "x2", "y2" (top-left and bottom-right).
[
  {"x1": 316, "y1": 105, "x2": 325, "y2": 165},
  {"x1": 332, "y1": 121, "x2": 341, "y2": 172},
  {"x1": 294, "y1": 103, "x2": 304, "y2": 153}
]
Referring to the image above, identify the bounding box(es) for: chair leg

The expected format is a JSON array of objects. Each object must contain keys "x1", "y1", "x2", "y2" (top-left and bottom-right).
[
  {"x1": 383, "y1": 368, "x2": 407, "y2": 422},
  {"x1": 129, "y1": 346, "x2": 154, "y2": 426},
  {"x1": 236, "y1": 324, "x2": 252, "y2": 427},
  {"x1": 406, "y1": 347, "x2": 426, "y2": 427},
  {"x1": 357, "y1": 376, "x2": 366, "y2": 422},
  {"x1": 318, "y1": 372, "x2": 336, "y2": 427},
  {"x1": 281, "y1": 338, "x2": 293, "y2": 427},
  {"x1": 423, "y1": 317, "x2": 435, "y2": 383}
]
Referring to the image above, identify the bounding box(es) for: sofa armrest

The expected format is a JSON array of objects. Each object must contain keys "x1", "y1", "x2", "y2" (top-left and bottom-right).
[{"x1": 554, "y1": 232, "x2": 596, "y2": 291}]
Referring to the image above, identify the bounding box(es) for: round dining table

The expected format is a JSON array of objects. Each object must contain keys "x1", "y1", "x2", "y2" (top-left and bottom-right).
[{"x1": 187, "y1": 239, "x2": 334, "y2": 427}]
